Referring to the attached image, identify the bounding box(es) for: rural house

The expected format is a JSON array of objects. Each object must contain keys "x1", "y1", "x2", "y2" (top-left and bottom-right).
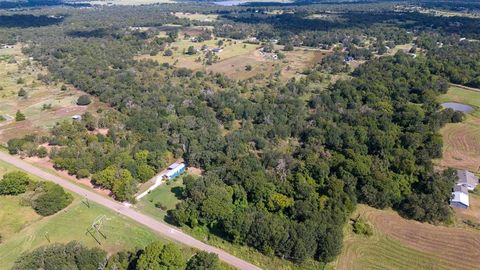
[
  {"x1": 457, "y1": 170, "x2": 479, "y2": 190},
  {"x1": 164, "y1": 162, "x2": 186, "y2": 180},
  {"x1": 450, "y1": 169, "x2": 479, "y2": 209}
]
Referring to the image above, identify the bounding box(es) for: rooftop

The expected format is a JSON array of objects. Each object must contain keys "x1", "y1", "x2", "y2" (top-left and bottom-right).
[
  {"x1": 451, "y1": 191, "x2": 469, "y2": 207},
  {"x1": 457, "y1": 170, "x2": 479, "y2": 187}
]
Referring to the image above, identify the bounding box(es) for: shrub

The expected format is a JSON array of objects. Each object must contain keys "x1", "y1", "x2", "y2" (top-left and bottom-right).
[
  {"x1": 15, "y1": 110, "x2": 26, "y2": 121},
  {"x1": 32, "y1": 182, "x2": 73, "y2": 216},
  {"x1": 60, "y1": 84, "x2": 67, "y2": 91},
  {"x1": 352, "y1": 217, "x2": 373, "y2": 236},
  {"x1": 164, "y1": 49, "x2": 173, "y2": 56},
  {"x1": 283, "y1": 44, "x2": 294, "y2": 51},
  {"x1": 36, "y1": 146, "x2": 48, "y2": 158},
  {"x1": 0, "y1": 171, "x2": 30, "y2": 195},
  {"x1": 76, "y1": 95, "x2": 91, "y2": 106},
  {"x1": 186, "y1": 251, "x2": 220, "y2": 270},
  {"x1": 155, "y1": 202, "x2": 167, "y2": 210},
  {"x1": 76, "y1": 168, "x2": 90, "y2": 179},
  {"x1": 18, "y1": 88, "x2": 27, "y2": 97}
]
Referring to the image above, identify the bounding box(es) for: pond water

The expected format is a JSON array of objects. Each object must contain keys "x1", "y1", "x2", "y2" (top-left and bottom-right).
[
  {"x1": 441, "y1": 102, "x2": 474, "y2": 113},
  {"x1": 214, "y1": 0, "x2": 244, "y2": 6}
]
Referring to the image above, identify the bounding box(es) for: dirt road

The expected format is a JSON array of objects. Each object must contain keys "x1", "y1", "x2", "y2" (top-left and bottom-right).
[{"x1": 0, "y1": 151, "x2": 261, "y2": 270}]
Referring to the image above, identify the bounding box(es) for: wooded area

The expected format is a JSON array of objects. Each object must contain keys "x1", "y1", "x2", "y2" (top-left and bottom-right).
[{"x1": 1, "y1": 0, "x2": 479, "y2": 265}]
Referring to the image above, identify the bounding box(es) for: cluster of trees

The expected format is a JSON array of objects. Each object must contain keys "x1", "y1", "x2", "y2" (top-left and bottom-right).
[
  {"x1": 1, "y1": 2, "x2": 477, "y2": 264},
  {"x1": 0, "y1": 171, "x2": 72, "y2": 216},
  {"x1": 13, "y1": 241, "x2": 220, "y2": 270}
]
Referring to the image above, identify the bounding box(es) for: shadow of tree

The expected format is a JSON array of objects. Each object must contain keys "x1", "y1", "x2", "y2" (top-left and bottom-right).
[
  {"x1": 0, "y1": 14, "x2": 65, "y2": 28},
  {"x1": 171, "y1": 186, "x2": 184, "y2": 200}
]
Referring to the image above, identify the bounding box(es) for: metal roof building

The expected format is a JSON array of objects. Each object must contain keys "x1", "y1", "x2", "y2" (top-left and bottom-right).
[{"x1": 457, "y1": 170, "x2": 479, "y2": 191}]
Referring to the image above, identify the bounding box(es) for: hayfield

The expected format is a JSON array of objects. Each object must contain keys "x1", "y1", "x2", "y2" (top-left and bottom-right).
[
  {"x1": 0, "y1": 45, "x2": 102, "y2": 143},
  {"x1": 437, "y1": 85, "x2": 480, "y2": 172},
  {"x1": 334, "y1": 204, "x2": 480, "y2": 270}
]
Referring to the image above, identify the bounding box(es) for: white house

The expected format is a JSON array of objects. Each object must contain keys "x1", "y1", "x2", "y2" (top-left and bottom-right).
[
  {"x1": 450, "y1": 170, "x2": 479, "y2": 209},
  {"x1": 457, "y1": 170, "x2": 479, "y2": 191}
]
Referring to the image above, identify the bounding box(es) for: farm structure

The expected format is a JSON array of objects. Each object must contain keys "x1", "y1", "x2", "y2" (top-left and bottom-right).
[
  {"x1": 451, "y1": 169, "x2": 479, "y2": 208},
  {"x1": 164, "y1": 162, "x2": 186, "y2": 180},
  {"x1": 136, "y1": 161, "x2": 186, "y2": 200}
]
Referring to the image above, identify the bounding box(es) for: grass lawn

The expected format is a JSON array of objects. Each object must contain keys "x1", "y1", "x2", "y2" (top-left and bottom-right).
[
  {"x1": 0, "y1": 159, "x2": 196, "y2": 270},
  {"x1": 438, "y1": 85, "x2": 480, "y2": 110},
  {"x1": 136, "y1": 177, "x2": 184, "y2": 221},
  {"x1": 0, "y1": 197, "x2": 168, "y2": 270}
]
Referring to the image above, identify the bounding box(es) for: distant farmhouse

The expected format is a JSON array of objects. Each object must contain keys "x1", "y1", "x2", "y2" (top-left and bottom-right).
[
  {"x1": 450, "y1": 169, "x2": 479, "y2": 209},
  {"x1": 1, "y1": 44, "x2": 14, "y2": 49}
]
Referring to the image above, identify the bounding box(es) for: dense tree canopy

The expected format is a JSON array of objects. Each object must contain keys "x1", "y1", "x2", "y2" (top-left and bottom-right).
[{"x1": 1, "y1": 2, "x2": 476, "y2": 264}]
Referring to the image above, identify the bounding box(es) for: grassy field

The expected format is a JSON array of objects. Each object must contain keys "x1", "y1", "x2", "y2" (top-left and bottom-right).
[
  {"x1": 174, "y1": 12, "x2": 218, "y2": 22},
  {"x1": 437, "y1": 85, "x2": 480, "y2": 172},
  {"x1": 136, "y1": 177, "x2": 184, "y2": 220},
  {"x1": 0, "y1": 45, "x2": 103, "y2": 143},
  {"x1": 138, "y1": 36, "x2": 328, "y2": 81},
  {"x1": 0, "y1": 159, "x2": 196, "y2": 270},
  {"x1": 76, "y1": 0, "x2": 173, "y2": 5},
  {"x1": 333, "y1": 204, "x2": 480, "y2": 270},
  {"x1": 0, "y1": 198, "x2": 168, "y2": 269}
]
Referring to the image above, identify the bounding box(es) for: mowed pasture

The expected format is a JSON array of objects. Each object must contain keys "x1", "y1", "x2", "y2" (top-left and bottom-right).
[
  {"x1": 137, "y1": 177, "x2": 184, "y2": 220},
  {"x1": 437, "y1": 85, "x2": 480, "y2": 172},
  {"x1": 0, "y1": 46, "x2": 102, "y2": 143},
  {"x1": 138, "y1": 37, "x2": 328, "y2": 81},
  {"x1": 334, "y1": 204, "x2": 480, "y2": 270}
]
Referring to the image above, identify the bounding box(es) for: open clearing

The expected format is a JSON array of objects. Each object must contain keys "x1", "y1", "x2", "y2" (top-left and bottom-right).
[
  {"x1": 136, "y1": 177, "x2": 184, "y2": 220},
  {"x1": 0, "y1": 46, "x2": 102, "y2": 143},
  {"x1": 334, "y1": 204, "x2": 480, "y2": 270},
  {"x1": 174, "y1": 12, "x2": 218, "y2": 22},
  {"x1": 138, "y1": 36, "x2": 328, "y2": 81},
  {"x1": 437, "y1": 85, "x2": 480, "y2": 172},
  {"x1": 74, "y1": 0, "x2": 173, "y2": 5}
]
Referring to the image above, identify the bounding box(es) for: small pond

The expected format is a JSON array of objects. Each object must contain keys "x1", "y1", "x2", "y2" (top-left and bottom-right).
[
  {"x1": 214, "y1": 1, "x2": 244, "y2": 6},
  {"x1": 441, "y1": 102, "x2": 474, "y2": 113}
]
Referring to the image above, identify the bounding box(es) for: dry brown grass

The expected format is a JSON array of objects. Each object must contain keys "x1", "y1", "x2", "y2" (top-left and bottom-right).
[
  {"x1": 436, "y1": 86, "x2": 480, "y2": 173},
  {"x1": 0, "y1": 46, "x2": 104, "y2": 143},
  {"x1": 335, "y1": 204, "x2": 480, "y2": 270}
]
